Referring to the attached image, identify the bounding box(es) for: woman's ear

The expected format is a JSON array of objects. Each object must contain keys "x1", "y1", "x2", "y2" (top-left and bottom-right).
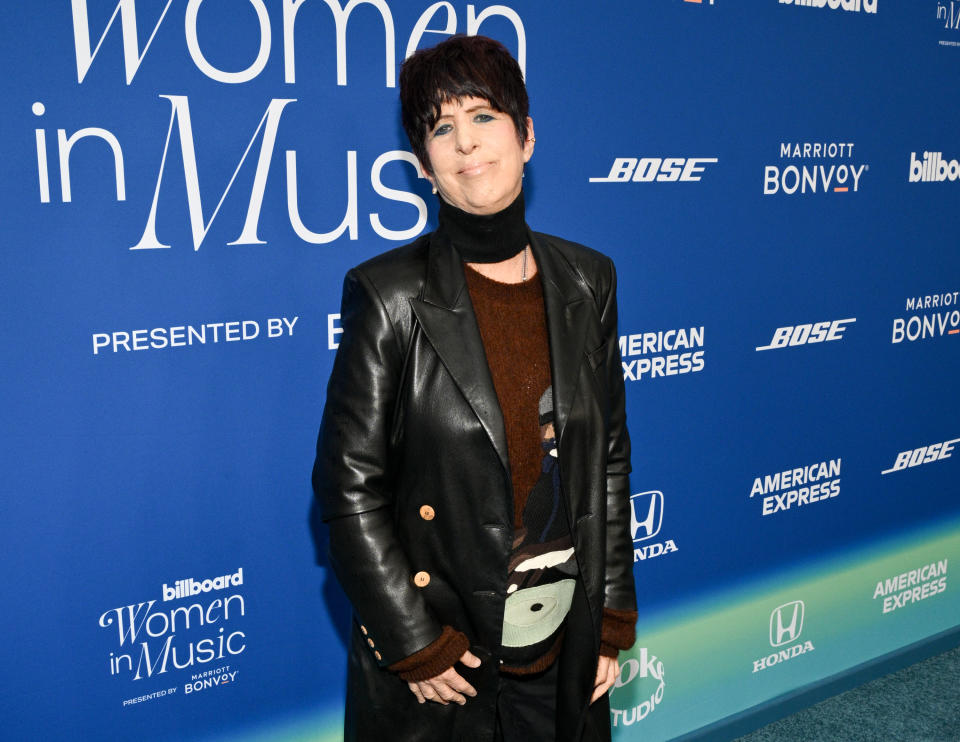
[
  {"x1": 419, "y1": 160, "x2": 437, "y2": 194},
  {"x1": 523, "y1": 117, "x2": 535, "y2": 163}
]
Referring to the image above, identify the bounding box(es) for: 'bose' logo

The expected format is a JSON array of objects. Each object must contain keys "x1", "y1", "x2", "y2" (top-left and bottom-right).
[
  {"x1": 881, "y1": 438, "x2": 959, "y2": 475},
  {"x1": 770, "y1": 601, "x2": 804, "y2": 647},
  {"x1": 589, "y1": 157, "x2": 718, "y2": 183},
  {"x1": 755, "y1": 318, "x2": 855, "y2": 351},
  {"x1": 629, "y1": 491, "x2": 663, "y2": 542}
]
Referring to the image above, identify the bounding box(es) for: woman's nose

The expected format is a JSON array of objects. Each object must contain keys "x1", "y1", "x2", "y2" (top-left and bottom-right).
[{"x1": 455, "y1": 126, "x2": 477, "y2": 154}]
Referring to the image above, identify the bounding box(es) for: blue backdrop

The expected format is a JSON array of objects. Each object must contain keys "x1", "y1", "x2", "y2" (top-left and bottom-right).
[{"x1": 2, "y1": 1, "x2": 958, "y2": 740}]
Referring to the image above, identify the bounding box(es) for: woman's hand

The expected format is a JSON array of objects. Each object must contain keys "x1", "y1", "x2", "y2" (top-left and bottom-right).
[
  {"x1": 406, "y1": 650, "x2": 482, "y2": 705},
  {"x1": 591, "y1": 654, "x2": 620, "y2": 703}
]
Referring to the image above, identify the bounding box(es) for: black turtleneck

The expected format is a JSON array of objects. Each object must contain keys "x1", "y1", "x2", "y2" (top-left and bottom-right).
[{"x1": 434, "y1": 190, "x2": 528, "y2": 263}]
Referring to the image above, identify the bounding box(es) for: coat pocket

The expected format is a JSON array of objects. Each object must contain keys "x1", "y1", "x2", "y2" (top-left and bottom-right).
[{"x1": 585, "y1": 343, "x2": 606, "y2": 373}]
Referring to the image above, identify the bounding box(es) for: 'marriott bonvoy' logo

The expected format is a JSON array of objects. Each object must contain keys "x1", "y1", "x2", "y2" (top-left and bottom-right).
[
  {"x1": 764, "y1": 142, "x2": 867, "y2": 195},
  {"x1": 779, "y1": 0, "x2": 877, "y2": 13},
  {"x1": 891, "y1": 291, "x2": 959, "y2": 343},
  {"x1": 909, "y1": 152, "x2": 960, "y2": 182}
]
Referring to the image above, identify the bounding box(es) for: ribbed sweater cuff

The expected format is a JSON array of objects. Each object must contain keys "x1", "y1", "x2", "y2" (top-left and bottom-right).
[
  {"x1": 387, "y1": 626, "x2": 471, "y2": 682},
  {"x1": 599, "y1": 606, "x2": 638, "y2": 656},
  {"x1": 599, "y1": 642, "x2": 619, "y2": 658}
]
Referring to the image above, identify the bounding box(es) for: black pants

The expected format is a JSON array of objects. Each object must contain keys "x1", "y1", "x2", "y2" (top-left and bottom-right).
[{"x1": 493, "y1": 661, "x2": 559, "y2": 742}]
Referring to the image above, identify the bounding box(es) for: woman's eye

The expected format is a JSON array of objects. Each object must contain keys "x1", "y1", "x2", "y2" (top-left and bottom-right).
[
  {"x1": 432, "y1": 124, "x2": 452, "y2": 137},
  {"x1": 474, "y1": 113, "x2": 494, "y2": 123}
]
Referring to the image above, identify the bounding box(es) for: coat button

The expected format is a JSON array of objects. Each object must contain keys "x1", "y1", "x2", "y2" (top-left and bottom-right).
[
  {"x1": 374, "y1": 651, "x2": 382, "y2": 661},
  {"x1": 413, "y1": 571, "x2": 431, "y2": 587},
  {"x1": 419, "y1": 505, "x2": 435, "y2": 521},
  {"x1": 367, "y1": 638, "x2": 375, "y2": 648},
  {"x1": 360, "y1": 625, "x2": 368, "y2": 635}
]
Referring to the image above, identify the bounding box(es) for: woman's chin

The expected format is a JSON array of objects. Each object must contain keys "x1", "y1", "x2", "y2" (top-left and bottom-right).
[{"x1": 458, "y1": 188, "x2": 521, "y2": 215}]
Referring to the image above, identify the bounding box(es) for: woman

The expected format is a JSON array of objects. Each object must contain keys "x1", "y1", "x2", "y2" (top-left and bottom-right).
[{"x1": 313, "y1": 35, "x2": 637, "y2": 742}]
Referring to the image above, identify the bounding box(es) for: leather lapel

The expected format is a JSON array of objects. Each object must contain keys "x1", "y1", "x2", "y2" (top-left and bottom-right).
[
  {"x1": 529, "y1": 232, "x2": 595, "y2": 447},
  {"x1": 410, "y1": 235, "x2": 510, "y2": 473},
  {"x1": 409, "y1": 231, "x2": 595, "y2": 469}
]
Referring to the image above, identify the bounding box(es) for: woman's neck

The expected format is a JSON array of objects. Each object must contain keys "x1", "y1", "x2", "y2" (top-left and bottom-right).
[{"x1": 435, "y1": 190, "x2": 529, "y2": 267}]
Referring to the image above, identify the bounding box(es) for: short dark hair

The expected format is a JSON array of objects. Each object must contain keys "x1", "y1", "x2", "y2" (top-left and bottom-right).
[{"x1": 399, "y1": 35, "x2": 529, "y2": 174}]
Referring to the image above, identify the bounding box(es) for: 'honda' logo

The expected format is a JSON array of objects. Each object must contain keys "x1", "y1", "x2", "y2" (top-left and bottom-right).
[
  {"x1": 770, "y1": 601, "x2": 804, "y2": 647},
  {"x1": 629, "y1": 491, "x2": 663, "y2": 542}
]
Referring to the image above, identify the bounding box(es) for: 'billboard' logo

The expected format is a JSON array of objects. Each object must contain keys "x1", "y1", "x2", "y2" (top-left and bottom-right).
[
  {"x1": 909, "y1": 151, "x2": 960, "y2": 182},
  {"x1": 770, "y1": 601, "x2": 804, "y2": 647}
]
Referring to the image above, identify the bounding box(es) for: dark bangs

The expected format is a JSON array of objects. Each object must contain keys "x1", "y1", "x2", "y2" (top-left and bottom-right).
[{"x1": 400, "y1": 35, "x2": 529, "y2": 173}]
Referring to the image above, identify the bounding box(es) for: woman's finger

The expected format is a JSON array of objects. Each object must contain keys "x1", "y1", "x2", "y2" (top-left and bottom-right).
[
  {"x1": 411, "y1": 664, "x2": 478, "y2": 706},
  {"x1": 445, "y1": 670, "x2": 477, "y2": 697},
  {"x1": 430, "y1": 678, "x2": 466, "y2": 705},
  {"x1": 606, "y1": 657, "x2": 618, "y2": 687},
  {"x1": 591, "y1": 676, "x2": 613, "y2": 703},
  {"x1": 591, "y1": 656, "x2": 618, "y2": 703},
  {"x1": 590, "y1": 683, "x2": 605, "y2": 703},
  {"x1": 419, "y1": 682, "x2": 446, "y2": 705},
  {"x1": 459, "y1": 650, "x2": 482, "y2": 668}
]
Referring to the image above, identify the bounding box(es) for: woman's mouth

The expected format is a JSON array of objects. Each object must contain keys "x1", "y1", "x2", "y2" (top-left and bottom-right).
[{"x1": 459, "y1": 161, "x2": 492, "y2": 176}]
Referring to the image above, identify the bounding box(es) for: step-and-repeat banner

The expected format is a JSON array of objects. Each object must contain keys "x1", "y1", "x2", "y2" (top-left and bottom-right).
[{"x1": 2, "y1": 2, "x2": 958, "y2": 741}]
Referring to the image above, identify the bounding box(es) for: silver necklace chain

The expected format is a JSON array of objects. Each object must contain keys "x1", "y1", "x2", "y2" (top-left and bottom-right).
[{"x1": 521, "y1": 246, "x2": 528, "y2": 281}]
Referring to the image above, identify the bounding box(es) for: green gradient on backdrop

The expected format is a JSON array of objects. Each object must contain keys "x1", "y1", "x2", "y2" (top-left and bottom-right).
[
  {"x1": 611, "y1": 519, "x2": 960, "y2": 741},
  {"x1": 202, "y1": 521, "x2": 959, "y2": 742},
  {"x1": 203, "y1": 707, "x2": 342, "y2": 742}
]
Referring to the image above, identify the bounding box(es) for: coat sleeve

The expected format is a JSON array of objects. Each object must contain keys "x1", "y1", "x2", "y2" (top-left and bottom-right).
[
  {"x1": 598, "y1": 256, "x2": 638, "y2": 614},
  {"x1": 313, "y1": 267, "x2": 443, "y2": 666}
]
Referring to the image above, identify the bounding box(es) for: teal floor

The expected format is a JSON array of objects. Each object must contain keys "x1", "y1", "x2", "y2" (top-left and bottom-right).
[{"x1": 733, "y1": 646, "x2": 960, "y2": 741}]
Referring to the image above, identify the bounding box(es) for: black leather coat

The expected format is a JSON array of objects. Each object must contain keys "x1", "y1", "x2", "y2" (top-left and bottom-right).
[{"x1": 313, "y1": 229, "x2": 636, "y2": 742}]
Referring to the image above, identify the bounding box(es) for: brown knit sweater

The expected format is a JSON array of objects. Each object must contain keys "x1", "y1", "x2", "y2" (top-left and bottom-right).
[{"x1": 389, "y1": 265, "x2": 636, "y2": 682}]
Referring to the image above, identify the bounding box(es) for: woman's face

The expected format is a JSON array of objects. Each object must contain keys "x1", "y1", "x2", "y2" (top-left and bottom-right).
[{"x1": 423, "y1": 96, "x2": 534, "y2": 215}]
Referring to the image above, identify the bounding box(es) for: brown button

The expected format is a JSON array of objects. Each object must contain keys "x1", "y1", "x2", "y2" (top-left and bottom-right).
[
  {"x1": 367, "y1": 638, "x2": 375, "y2": 648},
  {"x1": 374, "y1": 651, "x2": 382, "y2": 661},
  {"x1": 360, "y1": 625, "x2": 368, "y2": 635},
  {"x1": 413, "y1": 571, "x2": 431, "y2": 587},
  {"x1": 419, "y1": 505, "x2": 435, "y2": 521}
]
